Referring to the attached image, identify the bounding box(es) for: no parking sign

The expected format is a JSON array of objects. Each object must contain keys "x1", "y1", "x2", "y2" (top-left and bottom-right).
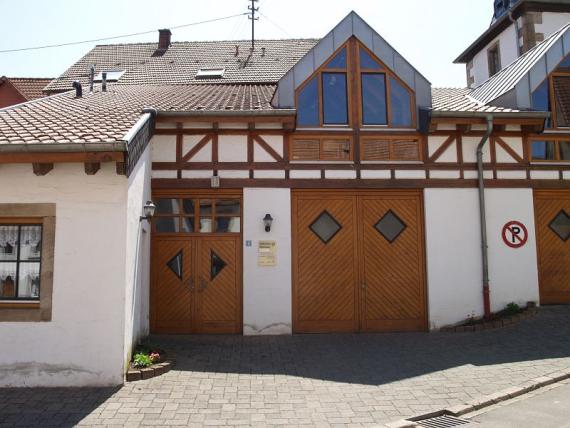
[{"x1": 502, "y1": 221, "x2": 528, "y2": 249}]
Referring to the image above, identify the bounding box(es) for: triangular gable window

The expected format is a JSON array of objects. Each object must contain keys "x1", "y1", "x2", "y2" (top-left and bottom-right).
[
  {"x1": 295, "y1": 40, "x2": 415, "y2": 129},
  {"x1": 360, "y1": 48, "x2": 383, "y2": 70},
  {"x1": 325, "y1": 47, "x2": 347, "y2": 69}
]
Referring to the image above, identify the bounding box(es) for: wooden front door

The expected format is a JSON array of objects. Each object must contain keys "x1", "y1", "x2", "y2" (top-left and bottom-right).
[
  {"x1": 292, "y1": 190, "x2": 427, "y2": 333},
  {"x1": 150, "y1": 193, "x2": 242, "y2": 334},
  {"x1": 535, "y1": 190, "x2": 570, "y2": 304}
]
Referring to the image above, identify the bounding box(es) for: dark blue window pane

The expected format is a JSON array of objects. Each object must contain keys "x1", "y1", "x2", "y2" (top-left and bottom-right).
[
  {"x1": 322, "y1": 72, "x2": 348, "y2": 124},
  {"x1": 390, "y1": 77, "x2": 413, "y2": 127},
  {"x1": 326, "y1": 48, "x2": 346, "y2": 69},
  {"x1": 532, "y1": 79, "x2": 551, "y2": 127},
  {"x1": 297, "y1": 76, "x2": 319, "y2": 126},
  {"x1": 532, "y1": 79, "x2": 550, "y2": 110},
  {"x1": 361, "y1": 73, "x2": 387, "y2": 125},
  {"x1": 360, "y1": 48, "x2": 382, "y2": 70},
  {"x1": 556, "y1": 54, "x2": 570, "y2": 70},
  {"x1": 531, "y1": 140, "x2": 555, "y2": 160}
]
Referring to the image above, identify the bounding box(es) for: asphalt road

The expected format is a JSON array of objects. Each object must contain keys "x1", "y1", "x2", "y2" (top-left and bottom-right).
[{"x1": 467, "y1": 380, "x2": 570, "y2": 427}]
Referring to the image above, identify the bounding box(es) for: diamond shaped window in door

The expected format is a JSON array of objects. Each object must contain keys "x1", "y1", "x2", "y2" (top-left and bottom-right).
[
  {"x1": 309, "y1": 210, "x2": 342, "y2": 244},
  {"x1": 549, "y1": 210, "x2": 570, "y2": 242},
  {"x1": 166, "y1": 251, "x2": 183, "y2": 280},
  {"x1": 211, "y1": 251, "x2": 227, "y2": 280},
  {"x1": 375, "y1": 210, "x2": 407, "y2": 243}
]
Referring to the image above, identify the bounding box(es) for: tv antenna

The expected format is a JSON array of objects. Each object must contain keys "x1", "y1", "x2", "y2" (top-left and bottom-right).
[{"x1": 248, "y1": 0, "x2": 259, "y2": 50}]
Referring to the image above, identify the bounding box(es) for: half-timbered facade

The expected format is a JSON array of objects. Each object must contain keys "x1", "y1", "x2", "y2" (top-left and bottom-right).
[{"x1": 0, "y1": 9, "x2": 569, "y2": 386}]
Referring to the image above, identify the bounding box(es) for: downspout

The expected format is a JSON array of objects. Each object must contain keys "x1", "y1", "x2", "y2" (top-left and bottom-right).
[
  {"x1": 508, "y1": 11, "x2": 522, "y2": 57},
  {"x1": 477, "y1": 115, "x2": 494, "y2": 319}
]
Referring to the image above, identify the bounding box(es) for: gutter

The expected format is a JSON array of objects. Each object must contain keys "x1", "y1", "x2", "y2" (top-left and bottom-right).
[
  {"x1": 477, "y1": 115, "x2": 494, "y2": 319},
  {"x1": 154, "y1": 109, "x2": 296, "y2": 118},
  {"x1": 0, "y1": 141, "x2": 126, "y2": 153},
  {"x1": 430, "y1": 110, "x2": 549, "y2": 120}
]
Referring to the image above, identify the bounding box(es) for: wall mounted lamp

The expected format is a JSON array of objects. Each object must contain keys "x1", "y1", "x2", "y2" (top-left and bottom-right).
[
  {"x1": 140, "y1": 200, "x2": 156, "y2": 222},
  {"x1": 263, "y1": 214, "x2": 273, "y2": 232}
]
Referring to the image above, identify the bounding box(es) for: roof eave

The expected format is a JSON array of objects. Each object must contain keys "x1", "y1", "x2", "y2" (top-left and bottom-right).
[
  {"x1": 154, "y1": 109, "x2": 296, "y2": 118},
  {"x1": 431, "y1": 110, "x2": 550, "y2": 119},
  {"x1": 0, "y1": 141, "x2": 127, "y2": 153}
]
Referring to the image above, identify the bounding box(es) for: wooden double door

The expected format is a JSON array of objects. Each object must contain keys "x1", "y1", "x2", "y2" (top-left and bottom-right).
[
  {"x1": 292, "y1": 190, "x2": 427, "y2": 333},
  {"x1": 151, "y1": 236, "x2": 241, "y2": 334},
  {"x1": 535, "y1": 190, "x2": 570, "y2": 304}
]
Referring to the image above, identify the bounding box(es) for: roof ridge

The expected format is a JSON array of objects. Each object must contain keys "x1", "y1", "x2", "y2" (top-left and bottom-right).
[{"x1": 94, "y1": 38, "x2": 320, "y2": 47}]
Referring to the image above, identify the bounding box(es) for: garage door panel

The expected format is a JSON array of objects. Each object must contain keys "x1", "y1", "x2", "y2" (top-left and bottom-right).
[
  {"x1": 535, "y1": 190, "x2": 570, "y2": 304},
  {"x1": 293, "y1": 191, "x2": 427, "y2": 333},
  {"x1": 360, "y1": 196, "x2": 426, "y2": 331},
  {"x1": 294, "y1": 196, "x2": 358, "y2": 331}
]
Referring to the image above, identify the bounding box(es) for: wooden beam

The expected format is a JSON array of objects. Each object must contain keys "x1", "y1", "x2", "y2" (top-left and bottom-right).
[
  {"x1": 495, "y1": 137, "x2": 525, "y2": 163},
  {"x1": 84, "y1": 162, "x2": 101, "y2": 175},
  {"x1": 181, "y1": 134, "x2": 212, "y2": 163},
  {"x1": 32, "y1": 163, "x2": 53, "y2": 176},
  {"x1": 116, "y1": 162, "x2": 126, "y2": 175},
  {"x1": 427, "y1": 135, "x2": 456, "y2": 163},
  {"x1": 151, "y1": 178, "x2": 570, "y2": 190},
  {"x1": 252, "y1": 135, "x2": 283, "y2": 161},
  {"x1": 0, "y1": 151, "x2": 123, "y2": 164}
]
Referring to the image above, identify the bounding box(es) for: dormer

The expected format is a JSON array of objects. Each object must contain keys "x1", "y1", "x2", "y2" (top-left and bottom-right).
[{"x1": 273, "y1": 11, "x2": 432, "y2": 131}]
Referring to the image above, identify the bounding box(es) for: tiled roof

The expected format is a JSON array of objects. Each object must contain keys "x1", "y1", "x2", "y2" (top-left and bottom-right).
[
  {"x1": 0, "y1": 84, "x2": 279, "y2": 145},
  {"x1": 44, "y1": 39, "x2": 319, "y2": 93},
  {"x1": 1, "y1": 77, "x2": 52, "y2": 100},
  {"x1": 469, "y1": 23, "x2": 570, "y2": 105},
  {"x1": 431, "y1": 87, "x2": 521, "y2": 113}
]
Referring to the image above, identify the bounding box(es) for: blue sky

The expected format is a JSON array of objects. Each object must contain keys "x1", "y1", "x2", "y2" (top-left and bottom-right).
[{"x1": 0, "y1": 0, "x2": 494, "y2": 87}]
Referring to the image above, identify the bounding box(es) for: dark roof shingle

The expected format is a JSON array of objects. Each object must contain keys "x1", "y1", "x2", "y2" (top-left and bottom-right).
[{"x1": 44, "y1": 39, "x2": 319, "y2": 93}]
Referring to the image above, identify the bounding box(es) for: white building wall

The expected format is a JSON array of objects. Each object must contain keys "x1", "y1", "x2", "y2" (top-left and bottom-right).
[
  {"x1": 124, "y1": 147, "x2": 152, "y2": 368},
  {"x1": 424, "y1": 188, "x2": 539, "y2": 330},
  {"x1": 471, "y1": 23, "x2": 519, "y2": 87},
  {"x1": 0, "y1": 163, "x2": 128, "y2": 386},
  {"x1": 243, "y1": 188, "x2": 292, "y2": 335},
  {"x1": 536, "y1": 13, "x2": 570, "y2": 43}
]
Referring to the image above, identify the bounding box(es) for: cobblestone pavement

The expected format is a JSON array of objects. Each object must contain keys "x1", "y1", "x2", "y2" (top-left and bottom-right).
[{"x1": 1, "y1": 307, "x2": 570, "y2": 428}]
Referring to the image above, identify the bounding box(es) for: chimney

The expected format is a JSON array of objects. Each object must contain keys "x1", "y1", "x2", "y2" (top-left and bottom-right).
[
  {"x1": 158, "y1": 29, "x2": 172, "y2": 51},
  {"x1": 102, "y1": 72, "x2": 107, "y2": 92},
  {"x1": 72, "y1": 81, "x2": 82, "y2": 98}
]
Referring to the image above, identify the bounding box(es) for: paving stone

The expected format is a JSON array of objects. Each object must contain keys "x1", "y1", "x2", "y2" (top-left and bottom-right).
[{"x1": 1, "y1": 307, "x2": 569, "y2": 427}]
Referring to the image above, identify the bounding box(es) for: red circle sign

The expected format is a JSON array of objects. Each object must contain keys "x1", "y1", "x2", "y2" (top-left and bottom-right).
[{"x1": 502, "y1": 221, "x2": 528, "y2": 249}]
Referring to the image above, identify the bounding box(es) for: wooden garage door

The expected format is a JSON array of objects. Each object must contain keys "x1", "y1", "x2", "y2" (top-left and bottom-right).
[
  {"x1": 535, "y1": 190, "x2": 570, "y2": 304},
  {"x1": 292, "y1": 190, "x2": 427, "y2": 333}
]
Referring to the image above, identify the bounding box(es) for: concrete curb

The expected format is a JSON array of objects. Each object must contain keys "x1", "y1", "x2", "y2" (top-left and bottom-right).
[{"x1": 386, "y1": 366, "x2": 570, "y2": 428}]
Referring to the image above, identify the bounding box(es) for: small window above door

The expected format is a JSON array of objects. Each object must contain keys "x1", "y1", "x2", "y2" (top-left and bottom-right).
[{"x1": 153, "y1": 196, "x2": 241, "y2": 235}]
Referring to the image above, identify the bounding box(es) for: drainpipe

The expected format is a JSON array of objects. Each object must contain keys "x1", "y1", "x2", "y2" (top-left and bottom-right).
[
  {"x1": 477, "y1": 115, "x2": 494, "y2": 319},
  {"x1": 508, "y1": 11, "x2": 522, "y2": 57}
]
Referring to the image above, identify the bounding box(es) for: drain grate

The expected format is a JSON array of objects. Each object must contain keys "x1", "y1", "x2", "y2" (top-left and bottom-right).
[{"x1": 415, "y1": 414, "x2": 473, "y2": 428}]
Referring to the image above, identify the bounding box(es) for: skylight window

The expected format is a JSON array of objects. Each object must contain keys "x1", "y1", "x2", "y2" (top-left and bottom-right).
[
  {"x1": 196, "y1": 68, "x2": 225, "y2": 79},
  {"x1": 94, "y1": 70, "x2": 125, "y2": 82}
]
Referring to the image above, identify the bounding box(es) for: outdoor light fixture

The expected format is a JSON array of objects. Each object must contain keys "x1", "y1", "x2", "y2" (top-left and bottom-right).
[
  {"x1": 263, "y1": 214, "x2": 273, "y2": 232},
  {"x1": 140, "y1": 201, "x2": 156, "y2": 222}
]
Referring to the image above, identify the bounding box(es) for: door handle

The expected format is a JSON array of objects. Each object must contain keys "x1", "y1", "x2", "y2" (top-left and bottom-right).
[
  {"x1": 198, "y1": 277, "x2": 208, "y2": 293},
  {"x1": 361, "y1": 283, "x2": 366, "y2": 290}
]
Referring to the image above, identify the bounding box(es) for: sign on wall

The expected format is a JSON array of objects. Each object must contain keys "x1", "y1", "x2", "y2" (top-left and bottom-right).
[
  {"x1": 258, "y1": 241, "x2": 277, "y2": 266},
  {"x1": 502, "y1": 221, "x2": 528, "y2": 249}
]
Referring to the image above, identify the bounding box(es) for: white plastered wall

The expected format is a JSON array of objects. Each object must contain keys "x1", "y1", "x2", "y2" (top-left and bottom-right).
[
  {"x1": 243, "y1": 188, "x2": 292, "y2": 335},
  {"x1": 123, "y1": 146, "x2": 152, "y2": 368},
  {"x1": 471, "y1": 23, "x2": 519, "y2": 87},
  {"x1": 424, "y1": 188, "x2": 539, "y2": 330},
  {"x1": 0, "y1": 163, "x2": 128, "y2": 386}
]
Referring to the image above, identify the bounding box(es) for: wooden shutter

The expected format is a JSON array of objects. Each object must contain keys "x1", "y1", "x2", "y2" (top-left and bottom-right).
[{"x1": 291, "y1": 139, "x2": 320, "y2": 160}]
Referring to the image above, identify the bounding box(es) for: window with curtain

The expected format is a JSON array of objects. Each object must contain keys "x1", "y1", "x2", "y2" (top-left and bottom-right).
[{"x1": 0, "y1": 224, "x2": 42, "y2": 301}]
